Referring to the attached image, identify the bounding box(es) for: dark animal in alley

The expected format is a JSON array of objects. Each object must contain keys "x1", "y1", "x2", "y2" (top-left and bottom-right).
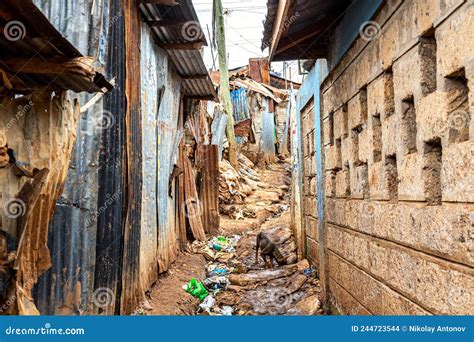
[{"x1": 255, "y1": 232, "x2": 287, "y2": 269}]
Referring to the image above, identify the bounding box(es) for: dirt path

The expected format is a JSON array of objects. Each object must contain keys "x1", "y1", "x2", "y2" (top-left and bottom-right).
[{"x1": 135, "y1": 159, "x2": 322, "y2": 316}]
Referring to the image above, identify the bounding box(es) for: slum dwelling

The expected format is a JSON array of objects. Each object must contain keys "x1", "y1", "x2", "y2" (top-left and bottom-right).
[
  {"x1": 0, "y1": 0, "x2": 219, "y2": 315},
  {"x1": 0, "y1": 0, "x2": 112, "y2": 314}
]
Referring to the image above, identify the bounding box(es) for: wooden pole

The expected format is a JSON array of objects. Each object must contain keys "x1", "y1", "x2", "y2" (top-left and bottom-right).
[{"x1": 214, "y1": 0, "x2": 238, "y2": 168}]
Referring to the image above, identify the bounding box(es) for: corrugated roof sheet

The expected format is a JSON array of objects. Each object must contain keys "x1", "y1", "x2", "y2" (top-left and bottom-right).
[
  {"x1": 0, "y1": 0, "x2": 112, "y2": 93},
  {"x1": 138, "y1": 0, "x2": 218, "y2": 101}
]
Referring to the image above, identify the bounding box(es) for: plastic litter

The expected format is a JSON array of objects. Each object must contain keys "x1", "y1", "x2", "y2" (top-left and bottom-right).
[
  {"x1": 203, "y1": 275, "x2": 230, "y2": 287},
  {"x1": 199, "y1": 295, "x2": 215, "y2": 313},
  {"x1": 208, "y1": 235, "x2": 241, "y2": 253},
  {"x1": 184, "y1": 278, "x2": 209, "y2": 301},
  {"x1": 303, "y1": 267, "x2": 315, "y2": 276},
  {"x1": 218, "y1": 306, "x2": 233, "y2": 316},
  {"x1": 212, "y1": 244, "x2": 223, "y2": 251}
]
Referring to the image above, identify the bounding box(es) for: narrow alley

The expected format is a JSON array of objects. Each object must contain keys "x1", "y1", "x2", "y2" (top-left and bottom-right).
[
  {"x1": 0, "y1": 0, "x2": 472, "y2": 320},
  {"x1": 136, "y1": 157, "x2": 322, "y2": 316}
]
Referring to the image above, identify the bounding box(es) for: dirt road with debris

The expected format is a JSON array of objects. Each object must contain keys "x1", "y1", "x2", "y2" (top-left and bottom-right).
[{"x1": 135, "y1": 158, "x2": 322, "y2": 316}]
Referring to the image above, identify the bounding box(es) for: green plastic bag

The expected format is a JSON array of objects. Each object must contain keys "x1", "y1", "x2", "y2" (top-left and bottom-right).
[
  {"x1": 185, "y1": 278, "x2": 209, "y2": 301},
  {"x1": 217, "y1": 236, "x2": 229, "y2": 245}
]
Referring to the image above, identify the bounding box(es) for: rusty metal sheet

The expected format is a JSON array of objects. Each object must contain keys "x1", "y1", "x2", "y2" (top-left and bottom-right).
[
  {"x1": 0, "y1": 91, "x2": 80, "y2": 315},
  {"x1": 120, "y1": 0, "x2": 144, "y2": 314},
  {"x1": 32, "y1": 0, "x2": 109, "y2": 315},
  {"x1": 199, "y1": 145, "x2": 220, "y2": 235},
  {"x1": 156, "y1": 70, "x2": 182, "y2": 274},
  {"x1": 234, "y1": 119, "x2": 252, "y2": 138},
  {"x1": 139, "y1": 21, "x2": 159, "y2": 292},
  {"x1": 0, "y1": 0, "x2": 112, "y2": 93}
]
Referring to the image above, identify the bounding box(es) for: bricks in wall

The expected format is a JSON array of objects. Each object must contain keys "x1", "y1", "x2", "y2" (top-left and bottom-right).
[{"x1": 313, "y1": 0, "x2": 473, "y2": 316}]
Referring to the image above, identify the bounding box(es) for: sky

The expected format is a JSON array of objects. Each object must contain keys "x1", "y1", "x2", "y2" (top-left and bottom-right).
[{"x1": 193, "y1": 0, "x2": 301, "y2": 82}]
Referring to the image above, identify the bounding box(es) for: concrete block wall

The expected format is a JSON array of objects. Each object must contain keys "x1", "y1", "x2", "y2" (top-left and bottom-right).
[
  {"x1": 301, "y1": 99, "x2": 320, "y2": 266},
  {"x1": 317, "y1": 0, "x2": 474, "y2": 315}
]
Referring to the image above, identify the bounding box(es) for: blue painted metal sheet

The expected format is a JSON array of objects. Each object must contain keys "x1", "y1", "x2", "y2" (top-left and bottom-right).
[
  {"x1": 261, "y1": 97, "x2": 276, "y2": 157},
  {"x1": 297, "y1": 59, "x2": 328, "y2": 307},
  {"x1": 230, "y1": 88, "x2": 250, "y2": 123},
  {"x1": 329, "y1": 0, "x2": 383, "y2": 69}
]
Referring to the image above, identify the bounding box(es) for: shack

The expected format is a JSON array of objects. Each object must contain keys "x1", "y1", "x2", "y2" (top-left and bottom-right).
[
  {"x1": 0, "y1": 0, "x2": 217, "y2": 315},
  {"x1": 211, "y1": 58, "x2": 300, "y2": 165}
]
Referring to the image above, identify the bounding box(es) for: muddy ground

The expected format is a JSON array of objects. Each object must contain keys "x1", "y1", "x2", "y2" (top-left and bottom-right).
[{"x1": 134, "y1": 159, "x2": 322, "y2": 316}]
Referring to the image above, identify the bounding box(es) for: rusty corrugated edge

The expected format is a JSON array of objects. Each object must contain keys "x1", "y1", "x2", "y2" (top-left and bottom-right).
[
  {"x1": 137, "y1": 1, "x2": 218, "y2": 101},
  {"x1": 0, "y1": 0, "x2": 112, "y2": 92}
]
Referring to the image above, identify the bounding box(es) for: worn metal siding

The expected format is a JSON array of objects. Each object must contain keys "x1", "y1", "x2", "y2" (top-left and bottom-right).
[
  {"x1": 139, "y1": 22, "x2": 159, "y2": 291},
  {"x1": 200, "y1": 145, "x2": 220, "y2": 235},
  {"x1": 119, "y1": 0, "x2": 143, "y2": 314},
  {"x1": 329, "y1": 0, "x2": 383, "y2": 69},
  {"x1": 93, "y1": 0, "x2": 126, "y2": 315},
  {"x1": 230, "y1": 88, "x2": 250, "y2": 123},
  {"x1": 261, "y1": 97, "x2": 276, "y2": 157},
  {"x1": 33, "y1": 0, "x2": 108, "y2": 315},
  {"x1": 156, "y1": 54, "x2": 182, "y2": 273}
]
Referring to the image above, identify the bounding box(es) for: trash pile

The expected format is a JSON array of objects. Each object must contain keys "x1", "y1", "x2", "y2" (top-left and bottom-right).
[
  {"x1": 219, "y1": 154, "x2": 261, "y2": 205},
  {"x1": 184, "y1": 234, "x2": 242, "y2": 315}
]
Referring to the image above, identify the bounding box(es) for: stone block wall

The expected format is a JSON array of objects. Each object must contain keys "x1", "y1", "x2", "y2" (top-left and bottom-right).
[
  {"x1": 301, "y1": 99, "x2": 320, "y2": 266},
  {"x1": 316, "y1": 0, "x2": 473, "y2": 315}
]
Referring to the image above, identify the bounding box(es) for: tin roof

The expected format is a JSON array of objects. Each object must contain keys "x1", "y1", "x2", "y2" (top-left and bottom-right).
[
  {"x1": 262, "y1": 0, "x2": 351, "y2": 61},
  {"x1": 139, "y1": 0, "x2": 218, "y2": 101},
  {"x1": 0, "y1": 0, "x2": 112, "y2": 93}
]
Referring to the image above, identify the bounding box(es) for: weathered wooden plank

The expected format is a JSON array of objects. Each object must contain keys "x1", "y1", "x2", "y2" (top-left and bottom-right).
[
  {"x1": 199, "y1": 145, "x2": 220, "y2": 235},
  {"x1": 183, "y1": 156, "x2": 206, "y2": 241}
]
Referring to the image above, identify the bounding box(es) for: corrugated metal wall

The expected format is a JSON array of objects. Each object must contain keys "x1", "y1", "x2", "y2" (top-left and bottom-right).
[
  {"x1": 261, "y1": 97, "x2": 276, "y2": 157},
  {"x1": 33, "y1": 0, "x2": 109, "y2": 315},
  {"x1": 230, "y1": 88, "x2": 250, "y2": 123},
  {"x1": 93, "y1": 0, "x2": 127, "y2": 315},
  {"x1": 156, "y1": 61, "x2": 182, "y2": 273},
  {"x1": 30, "y1": 0, "x2": 201, "y2": 315},
  {"x1": 139, "y1": 22, "x2": 160, "y2": 291}
]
